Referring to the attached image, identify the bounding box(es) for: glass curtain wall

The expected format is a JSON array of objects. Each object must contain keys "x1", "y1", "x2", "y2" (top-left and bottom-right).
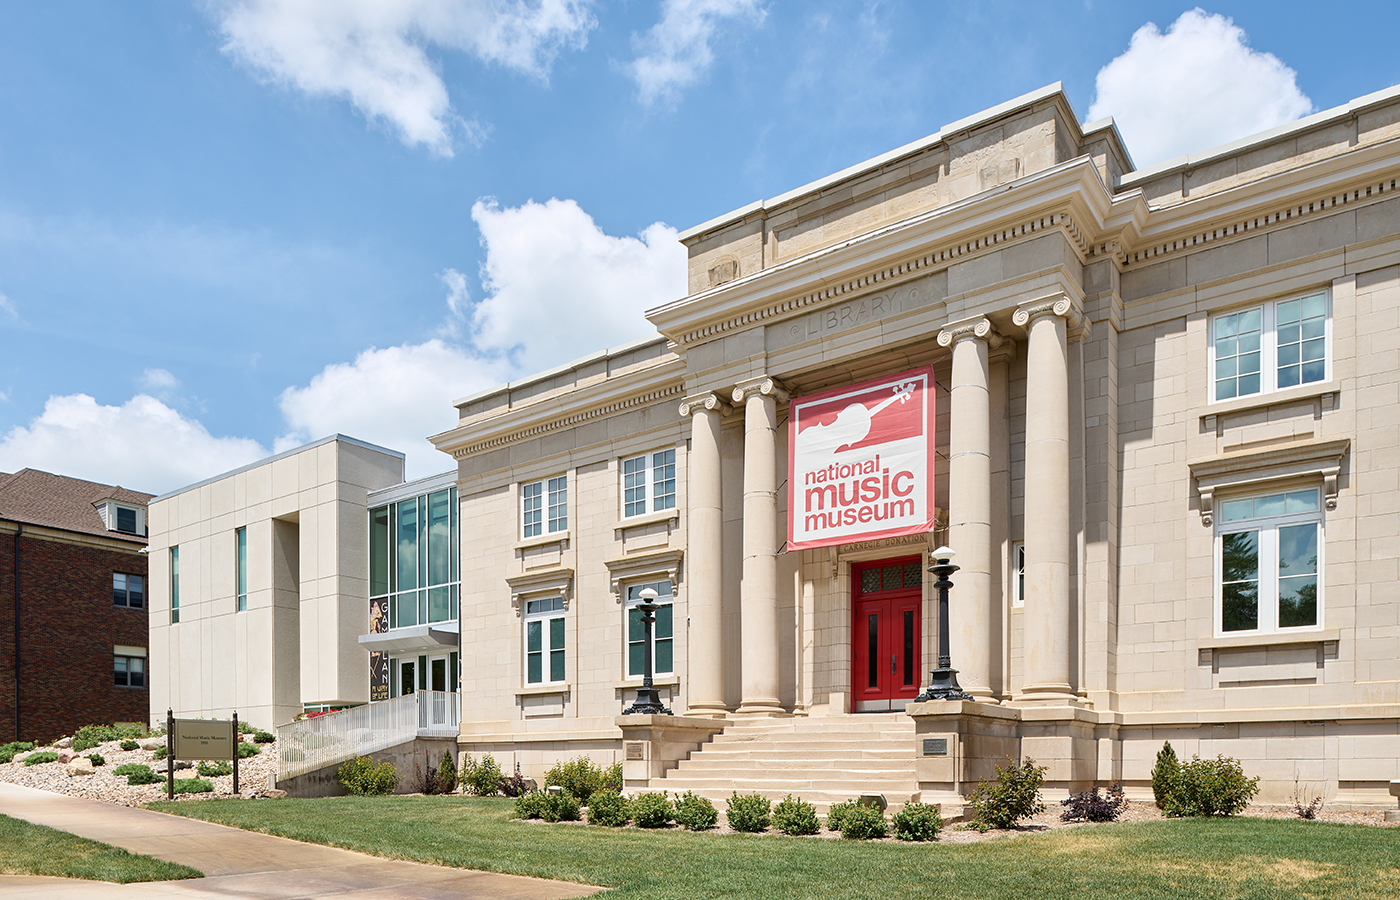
[{"x1": 369, "y1": 487, "x2": 460, "y2": 631}]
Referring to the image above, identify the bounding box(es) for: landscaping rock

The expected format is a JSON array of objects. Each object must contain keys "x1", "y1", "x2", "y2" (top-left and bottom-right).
[
  {"x1": 66, "y1": 758, "x2": 95, "y2": 777},
  {"x1": 54, "y1": 737, "x2": 72, "y2": 749},
  {"x1": 12, "y1": 752, "x2": 28, "y2": 764},
  {"x1": 58, "y1": 750, "x2": 76, "y2": 764},
  {"x1": 137, "y1": 737, "x2": 165, "y2": 751}
]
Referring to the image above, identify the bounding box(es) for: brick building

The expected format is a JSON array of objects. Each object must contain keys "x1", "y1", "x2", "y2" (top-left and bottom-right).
[{"x1": 0, "y1": 469, "x2": 153, "y2": 743}]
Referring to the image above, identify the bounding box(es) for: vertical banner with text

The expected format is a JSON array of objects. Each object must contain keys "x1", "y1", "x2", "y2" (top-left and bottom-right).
[
  {"x1": 787, "y1": 366, "x2": 935, "y2": 550},
  {"x1": 369, "y1": 597, "x2": 389, "y2": 702}
]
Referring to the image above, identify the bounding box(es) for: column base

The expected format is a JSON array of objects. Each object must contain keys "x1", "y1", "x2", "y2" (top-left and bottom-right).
[
  {"x1": 735, "y1": 699, "x2": 787, "y2": 716},
  {"x1": 683, "y1": 702, "x2": 730, "y2": 719}
]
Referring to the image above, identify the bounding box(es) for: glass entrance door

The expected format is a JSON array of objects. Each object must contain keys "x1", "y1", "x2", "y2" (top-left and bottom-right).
[{"x1": 851, "y1": 558, "x2": 923, "y2": 712}]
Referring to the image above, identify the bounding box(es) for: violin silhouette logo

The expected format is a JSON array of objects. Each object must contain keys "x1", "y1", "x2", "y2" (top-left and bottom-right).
[{"x1": 798, "y1": 380, "x2": 918, "y2": 456}]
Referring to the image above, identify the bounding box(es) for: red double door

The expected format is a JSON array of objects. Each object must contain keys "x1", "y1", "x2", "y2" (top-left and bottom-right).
[{"x1": 851, "y1": 557, "x2": 923, "y2": 712}]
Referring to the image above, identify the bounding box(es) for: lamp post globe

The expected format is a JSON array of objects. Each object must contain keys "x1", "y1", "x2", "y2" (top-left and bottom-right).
[
  {"x1": 916, "y1": 547, "x2": 970, "y2": 702},
  {"x1": 622, "y1": 587, "x2": 673, "y2": 716}
]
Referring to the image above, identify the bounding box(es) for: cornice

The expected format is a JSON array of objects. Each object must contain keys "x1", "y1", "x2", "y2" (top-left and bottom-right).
[
  {"x1": 0, "y1": 519, "x2": 148, "y2": 554},
  {"x1": 1115, "y1": 136, "x2": 1400, "y2": 269},
  {"x1": 432, "y1": 362, "x2": 686, "y2": 460},
  {"x1": 650, "y1": 157, "x2": 1120, "y2": 349}
]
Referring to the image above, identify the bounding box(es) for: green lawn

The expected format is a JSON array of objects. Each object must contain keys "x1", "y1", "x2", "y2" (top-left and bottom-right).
[
  {"x1": 150, "y1": 795, "x2": 1400, "y2": 900},
  {"x1": 0, "y1": 813, "x2": 203, "y2": 884}
]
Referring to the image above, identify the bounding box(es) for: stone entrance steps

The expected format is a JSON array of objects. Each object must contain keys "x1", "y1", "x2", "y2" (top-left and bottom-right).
[{"x1": 653, "y1": 713, "x2": 922, "y2": 814}]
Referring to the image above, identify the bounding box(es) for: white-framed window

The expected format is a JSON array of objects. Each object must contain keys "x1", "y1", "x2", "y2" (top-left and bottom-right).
[
  {"x1": 1210, "y1": 291, "x2": 1328, "y2": 402},
  {"x1": 235, "y1": 526, "x2": 248, "y2": 611},
  {"x1": 1215, "y1": 487, "x2": 1322, "y2": 635},
  {"x1": 521, "y1": 475, "x2": 568, "y2": 539},
  {"x1": 1010, "y1": 543, "x2": 1025, "y2": 607},
  {"x1": 114, "y1": 652, "x2": 146, "y2": 688},
  {"x1": 626, "y1": 580, "x2": 674, "y2": 678},
  {"x1": 621, "y1": 449, "x2": 677, "y2": 518},
  {"x1": 113, "y1": 573, "x2": 144, "y2": 608},
  {"x1": 99, "y1": 501, "x2": 146, "y2": 536},
  {"x1": 524, "y1": 596, "x2": 566, "y2": 685}
]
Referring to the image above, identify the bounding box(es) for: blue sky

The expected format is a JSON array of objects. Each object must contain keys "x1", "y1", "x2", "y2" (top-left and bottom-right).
[{"x1": 0, "y1": 1, "x2": 1396, "y2": 493}]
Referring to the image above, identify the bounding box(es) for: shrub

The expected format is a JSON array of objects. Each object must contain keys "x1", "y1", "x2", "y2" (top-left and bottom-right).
[
  {"x1": 725, "y1": 792, "x2": 771, "y2": 833},
  {"x1": 86, "y1": 753, "x2": 105, "y2": 767},
  {"x1": 544, "y1": 756, "x2": 616, "y2": 803},
  {"x1": 152, "y1": 747, "x2": 168, "y2": 761},
  {"x1": 772, "y1": 795, "x2": 820, "y2": 836},
  {"x1": 197, "y1": 760, "x2": 233, "y2": 777},
  {"x1": 498, "y1": 762, "x2": 530, "y2": 798},
  {"x1": 1293, "y1": 779, "x2": 1323, "y2": 820},
  {"x1": 119, "y1": 740, "x2": 139, "y2": 751},
  {"x1": 839, "y1": 804, "x2": 888, "y2": 840},
  {"x1": 0, "y1": 741, "x2": 35, "y2": 763},
  {"x1": 437, "y1": 750, "x2": 458, "y2": 794},
  {"x1": 1061, "y1": 783, "x2": 1127, "y2": 822},
  {"x1": 1152, "y1": 741, "x2": 1180, "y2": 810},
  {"x1": 968, "y1": 757, "x2": 1046, "y2": 830},
  {"x1": 254, "y1": 731, "x2": 275, "y2": 744},
  {"x1": 23, "y1": 751, "x2": 59, "y2": 766},
  {"x1": 112, "y1": 762, "x2": 151, "y2": 776},
  {"x1": 462, "y1": 753, "x2": 503, "y2": 796},
  {"x1": 127, "y1": 766, "x2": 163, "y2": 786},
  {"x1": 515, "y1": 790, "x2": 548, "y2": 820},
  {"x1": 631, "y1": 792, "x2": 674, "y2": 829},
  {"x1": 1162, "y1": 755, "x2": 1259, "y2": 817},
  {"x1": 337, "y1": 755, "x2": 400, "y2": 795},
  {"x1": 586, "y1": 789, "x2": 631, "y2": 827},
  {"x1": 173, "y1": 778, "x2": 214, "y2": 794},
  {"x1": 672, "y1": 791, "x2": 718, "y2": 831},
  {"x1": 237, "y1": 742, "x2": 261, "y2": 759},
  {"x1": 71, "y1": 723, "x2": 142, "y2": 751},
  {"x1": 892, "y1": 801, "x2": 943, "y2": 841},
  {"x1": 411, "y1": 754, "x2": 441, "y2": 795},
  {"x1": 541, "y1": 790, "x2": 582, "y2": 823},
  {"x1": 826, "y1": 799, "x2": 858, "y2": 833}
]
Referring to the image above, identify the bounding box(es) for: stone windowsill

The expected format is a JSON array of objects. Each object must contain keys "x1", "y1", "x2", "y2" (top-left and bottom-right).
[
  {"x1": 515, "y1": 530, "x2": 570, "y2": 550},
  {"x1": 1198, "y1": 628, "x2": 1339, "y2": 653},
  {"x1": 1201, "y1": 380, "x2": 1340, "y2": 421},
  {"x1": 614, "y1": 675, "x2": 681, "y2": 690},
  {"x1": 615, "y1": 509, "x2": 680, "y2": 530},
  {"x1": 515, "y1": 682, "x2": 570, "y2": 697}
]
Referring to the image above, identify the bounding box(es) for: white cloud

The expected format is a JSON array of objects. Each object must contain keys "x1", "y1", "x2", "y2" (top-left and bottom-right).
[
  {"x1": 0, "y1": 290, "x2": 15, "y2": 318},
  {"x1": 139, "y1": 368, "x2": 179, "y2": 392},
  {"x1": 275, "y1": 339, "x2": 509, "y2": 477},
  {"x1": 216, "y1": 0, "x2": 596, "y2": 155},
  {"x1": 0, "y1": 394, "x2": 268, "y2": 494},
  {"x1": 626, "y1": 0, "x2": 765, "y2": 107},
  {"x1": 438, "y1": 267, "x2": 471, "y2": 339},
  {"x1": 469, "y1": 197, "x2": 686, "y2": 373},
  {"x1": 1087, "y1": 8, "x2": 1312, "y2": 168}
]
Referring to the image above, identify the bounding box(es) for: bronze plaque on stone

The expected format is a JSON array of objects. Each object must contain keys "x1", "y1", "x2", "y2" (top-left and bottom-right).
[
  {"x1": 923, "y1": 738, "x2": 948, "y2": 756},
  {"x1": 625, "y1": 742, "x2": 645, "y2": 760}
]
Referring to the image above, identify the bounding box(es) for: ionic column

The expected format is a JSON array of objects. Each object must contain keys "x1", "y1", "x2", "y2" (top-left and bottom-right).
[
  {"x1": 937, "y1": 316, "x2": 1002, "y2": 699},
  {"x1": 679, "y1": 392, "x2": 731, "y2": 716},
  {"x1": 1012, "y1": 294, "x2": 1082, "y2": 699},
  {"x1": 732, "y1": 376, "x2": 788, "y2": 716}
]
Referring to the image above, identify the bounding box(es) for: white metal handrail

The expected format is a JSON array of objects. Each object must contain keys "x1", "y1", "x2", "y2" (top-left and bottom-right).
[{"x1": 276, "y1": 691, "x2": 458, "y2": 780}]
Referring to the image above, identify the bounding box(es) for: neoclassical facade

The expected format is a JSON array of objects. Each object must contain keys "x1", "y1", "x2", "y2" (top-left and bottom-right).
[{"x1": 435, "y1": 82, "x2": 1400, "y2": 805}]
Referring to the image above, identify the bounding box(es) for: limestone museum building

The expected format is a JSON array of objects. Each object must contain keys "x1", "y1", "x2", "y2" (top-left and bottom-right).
[{"x1": 152, "y1": 82, "x2": 1400, "y2": 807}]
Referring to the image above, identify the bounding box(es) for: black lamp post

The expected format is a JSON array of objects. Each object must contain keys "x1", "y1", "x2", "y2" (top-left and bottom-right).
[
  {"x1": 622, "y1": 588, "x2": 672, "y2": 715},
  {"x1": 916, "y1": 547, "x2": 969, "y2": 702}
]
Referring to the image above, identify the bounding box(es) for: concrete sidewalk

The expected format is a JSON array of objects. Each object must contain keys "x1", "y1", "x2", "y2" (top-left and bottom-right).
[{"x1": 0, "y1": 784, "x2": 603, "y2": 899}]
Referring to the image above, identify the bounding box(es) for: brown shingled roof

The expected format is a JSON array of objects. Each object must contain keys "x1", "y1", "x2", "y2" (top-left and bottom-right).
[{"x1": 0, "y1": 468, "x2": 153, "y2": 544}]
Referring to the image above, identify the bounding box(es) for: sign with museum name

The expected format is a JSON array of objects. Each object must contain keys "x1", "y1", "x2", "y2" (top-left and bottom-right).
[
  {"x1": 173, "y1": 718, "x2": 236, "y2": 761},
  {"x1": 787, "y1": 366, "x2": 935, "y2": 550}
]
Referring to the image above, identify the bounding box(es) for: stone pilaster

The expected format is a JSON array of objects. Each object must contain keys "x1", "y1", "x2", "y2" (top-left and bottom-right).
[
  {"x1": 937, "y1": 316, "x2": 1002, "y2": 699},
  {"x1": 1012, "y1": 294, "x2": 1082, "y2": 699},
  {"x1": 678, "y1": 391, "x2": 732, "y2": 716},
  {"x1": 732, "y1": 376, "x2": 788, "y2": 715}
]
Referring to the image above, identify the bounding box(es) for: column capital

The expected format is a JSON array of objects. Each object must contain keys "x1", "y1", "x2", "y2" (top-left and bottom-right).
[
  {"x1": 1012, "y1": 293, "x2": 1084, "y2": 331},
  {"x1": 732, "y1": 376, "x2": 789, "y2": 404},
  {"x1": 679, "y1": 391, "x2": 732, "y2": 417},
  {"x1": 937, "y1": 315, "x2": 1003, "y2": 349}
]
